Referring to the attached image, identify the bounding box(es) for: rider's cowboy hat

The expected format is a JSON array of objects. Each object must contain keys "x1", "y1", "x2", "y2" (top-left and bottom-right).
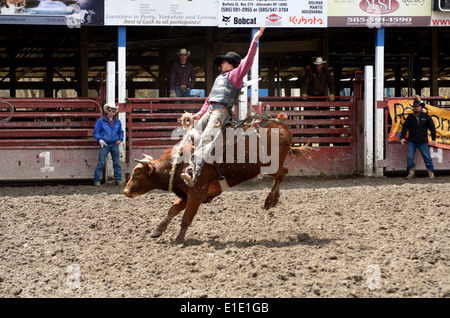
[{"x1": 214, "y1": 51, "x2": 242, "y2": 68}]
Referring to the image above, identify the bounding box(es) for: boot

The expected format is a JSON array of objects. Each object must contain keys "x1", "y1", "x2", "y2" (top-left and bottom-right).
[
  {"x1": 181, "y1": 172, "x2": 194, "y2": 187},
  {"x1": 405, "y1": 168, "x2": 415, "y2": 179},
  {"x1": 427, "y1": 169, "x2": 434, "y2": 179},
  {"x1": 181, "y1": 166, "x2": 196, "y2": 188}
]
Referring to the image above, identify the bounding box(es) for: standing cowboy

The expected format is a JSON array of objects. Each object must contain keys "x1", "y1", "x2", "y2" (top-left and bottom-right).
[
  {"x1": 169, "y1": 48, "x2": 196, "y2": 97},
  {"x1": 180, "y1": 26, "x2": 266, "y2": 187},
  {"x1": 93, "y1": 103, "x2": 124, "y2": 186},
  {"x1": 301, "y1": 57, "x2": 335, "y2": 102},
  {"x1": 400, "y1": 99, "x2": 436, "y2": 179}
]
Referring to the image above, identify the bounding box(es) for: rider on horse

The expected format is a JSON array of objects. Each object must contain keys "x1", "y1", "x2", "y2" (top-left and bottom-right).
[{"x1": 180, "y1": 26, "x2": 266, "y2": 187}]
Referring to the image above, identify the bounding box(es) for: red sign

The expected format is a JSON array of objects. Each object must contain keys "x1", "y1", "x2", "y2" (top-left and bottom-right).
[{"x1": 266, "y1": 14, "x2": 281, "y2": 23}]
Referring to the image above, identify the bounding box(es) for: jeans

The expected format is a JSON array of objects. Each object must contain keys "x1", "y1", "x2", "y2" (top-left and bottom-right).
[
  {"x1": 93, "y1": 143, "x2": 122, "y2": 182},
  {"x1": 406, "y1": 142, "x2": 434, "y2": 172},
  {"x1": 189, "y1": 109, "x2": 229, "y2": 179},
  {"x1": 175, "y1": 86, "x2": 191, "y2": 97}
]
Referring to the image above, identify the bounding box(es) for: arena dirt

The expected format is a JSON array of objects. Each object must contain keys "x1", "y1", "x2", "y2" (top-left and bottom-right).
[{"x1": 0, "y1": 175, "x2": 449, "y2": 298}]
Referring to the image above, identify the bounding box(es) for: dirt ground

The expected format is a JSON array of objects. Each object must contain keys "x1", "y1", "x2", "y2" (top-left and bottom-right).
[{"x1": 0, "y1": 175, "x2": 449, "y2": 298}]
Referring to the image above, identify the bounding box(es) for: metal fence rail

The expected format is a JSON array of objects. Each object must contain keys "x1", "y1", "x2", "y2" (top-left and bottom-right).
[
  {"x1": 125, "y1": 96, "x2": 357, "y2": 177},
  {"x1": 0, "y1": 98, "x2": 102, "y2": 181},
  {"x1": 125, "y1": 97, "x2": 206, "y2": 164},
  {"x1": 257, "y1": 97, "x2": 356, "y2": 176}
]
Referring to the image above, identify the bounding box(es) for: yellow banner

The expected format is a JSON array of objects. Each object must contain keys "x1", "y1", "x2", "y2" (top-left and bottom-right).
[{"x1": 388, "y1": 99, "x2": 450, "y2": 149}]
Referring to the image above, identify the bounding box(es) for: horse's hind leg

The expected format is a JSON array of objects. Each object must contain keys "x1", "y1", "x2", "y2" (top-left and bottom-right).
[
  {"x1": 151, "y1": 197, "x2": 186, "y2": 238},
  {"x1": 264, "y1": 166, "x2": 288, "y2": 209}
]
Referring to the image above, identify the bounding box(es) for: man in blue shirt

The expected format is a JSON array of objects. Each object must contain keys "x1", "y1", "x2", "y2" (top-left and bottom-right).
[{"x1": 93, "y1": 104, "x2": 124, "y2": 186}]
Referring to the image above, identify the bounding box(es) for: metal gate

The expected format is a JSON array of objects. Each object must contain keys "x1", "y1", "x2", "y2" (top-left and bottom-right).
[
  {"x1": 125, "y1": 97, "x2": 206, "y2": 165},
  {"x1": 257, "y1": 96, "x2": 357, "y2": 176},
  {"x1": 0, "y1": 83, "x2": 360, "y2": 182},
  {"x1": 125, "y1": 89, "x2": 360, "y2": 177},
  {"x1": 0, "y1": 98, "x2": 102, "y2": 181}
]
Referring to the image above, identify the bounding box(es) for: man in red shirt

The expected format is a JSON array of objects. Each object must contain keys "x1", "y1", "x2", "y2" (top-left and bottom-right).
[
  {"x1": 301, "y1": 57, "x2": 335, "y2": 102},
  {"x1": 169, "y1": 48, "x2": 196, "y2": 97}
]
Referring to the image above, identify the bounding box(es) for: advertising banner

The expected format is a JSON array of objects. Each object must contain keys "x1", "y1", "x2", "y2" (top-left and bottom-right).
[
  {"x1": 1, "y1": 1, "x2": 445, "y2": 28},
  {"x1": 388, "y1": 99, "x2": 450, "y2": 149},
  {"x1": 218, "y1": 0, "x2": 327, "y2": 28},
  {"x1": 104, "y1": 0, "x2": 218, "y2": 26},
  {"x1": 328, "y1": 0, "x2": 431, "y2": 27},
  {"x1": 430, "y1": 9, "x2": 450, "y2": 26},
  {"x1": 0, "y1": 0, "x2": 103, "y2": 26}
]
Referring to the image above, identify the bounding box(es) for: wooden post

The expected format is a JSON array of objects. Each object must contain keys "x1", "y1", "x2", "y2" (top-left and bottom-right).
[
  {"x1": 268, "y1": 57, "x2": 275, "y2": 97},
  {"x1": 158, "y1": 47, "x2": 168, "y2": 97},
  {"x1": 117, "y1": 27, "x2": 127, "y2": 182},
  {"x1": 205, "y1": 28, "x2": 214, "y2": 93},
  {"x1": 79, "y1": 27, "x2": 89, "y2": 97},
  {"x1": 430, "y1": 28, "x2": 439, "y2": 99},
  {"x1": 8, "y1": 47, "x2": 16, "y2": 98},
  {"x1": 45, "y1": 27, "x2": 54, "y2": 97},
  {"x1": 364, "y1": 66, "x2": 374, "y2": 177},
  {"x1": 394, "y1": 64, "x2": 402, "y2": 97},
  {"x1": 374, "y1": 28, "x2": 385, "y2": 177},
  {"x1": 250, "y1": 28, "x2": 260, "y2": 116}
]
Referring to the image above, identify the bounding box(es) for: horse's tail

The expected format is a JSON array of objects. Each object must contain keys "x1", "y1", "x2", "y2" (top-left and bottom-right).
[
  {"x1": 289, "y1": 143, "x2": 317, "y2": 160},
  {"x1": 276, "y1": 112, "x2": 316, "y2": 160}
]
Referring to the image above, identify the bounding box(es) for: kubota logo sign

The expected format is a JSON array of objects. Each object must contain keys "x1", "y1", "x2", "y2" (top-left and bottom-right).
[{"x1": 359, "y1": 0, "x2": 400, "y2": 14}]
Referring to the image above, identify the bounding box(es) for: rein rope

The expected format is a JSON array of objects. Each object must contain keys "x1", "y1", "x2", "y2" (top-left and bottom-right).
[{"x1": 168, "y1": 112, "x2": 193, "y2": 192}]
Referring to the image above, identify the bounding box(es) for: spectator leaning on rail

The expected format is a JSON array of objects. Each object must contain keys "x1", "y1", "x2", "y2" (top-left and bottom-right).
[
  {"x1": 180, "y1": 26, "x2": 266, "y2": 188},
  {"x1": 169, "y1": 48, "x2": 196, "y2": 97},
  {"x1": 400, "y1": 98, "x2": 436, "y2": 179},
  {"x1": 301, "y1": 57, "x2": 335, "y2": 102},
  {"x1": 93, "y1": 103, "x2": 124, "y2": 186}
]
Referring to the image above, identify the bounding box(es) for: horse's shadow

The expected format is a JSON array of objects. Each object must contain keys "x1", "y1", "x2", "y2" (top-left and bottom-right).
[{"x1": 182, "y1": 233, "x2": 333, "y2": 249}]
